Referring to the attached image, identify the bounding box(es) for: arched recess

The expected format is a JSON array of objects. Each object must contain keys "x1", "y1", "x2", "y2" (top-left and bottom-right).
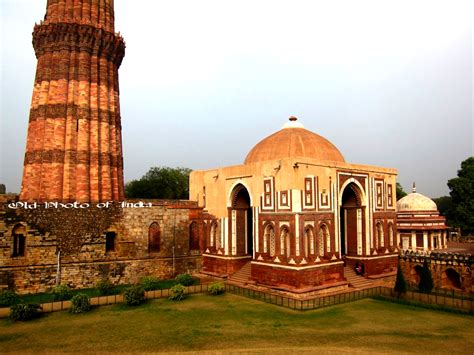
[
  {"x1": 413, "y1": 264, "x2": 423, "y2": 286},
  {"x1": 263, "y1": 223, "x2": 275, "y2": 255},
  {"x1": 210, "y1": 221, "x2": 218, "y2": 249},
  {"x1": 189, "y1": 221, "x2": 200, "y2": 251},
  {"x1": 148, "y1": 222, "x2": 161, "y2": 253},
  {"x1": 304, "y1": 225, "x2": 315, "y2": 257},
  {"x1": 444, "y1": 268, "x2": 462, "y2": 289},
  {"x1": 318, "y1": 224, "x2": 327, "y2": 257},
  {"x1": 375, "y1": 221, "x2": 384, "y2": 250},
  {"x1": 12, "y1": 224, "x2": 26, "y2": 257},
  {"x1": 230, "y1": 183, "x2": 253, "y2": 256},
  {"x1": 387, "y1": 222, "x2": 394, "y2": 247},
  {"x1": 280, "y1": 225, "x2": 290, "y2": 258},
  {"x1": 340, "y1": 182, "x2": 365, "y2": 256},
  {"x1": 227, "y1": 181, "x2": 254, "y2": 207}
]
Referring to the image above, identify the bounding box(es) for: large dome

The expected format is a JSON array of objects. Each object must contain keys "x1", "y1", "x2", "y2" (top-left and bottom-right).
[
  {"x1": 397, "y1": 186, "x2": 437, "y2": 212},
  {"x1": 244, "y1": 117, "x2": 345, "y2": 164}
]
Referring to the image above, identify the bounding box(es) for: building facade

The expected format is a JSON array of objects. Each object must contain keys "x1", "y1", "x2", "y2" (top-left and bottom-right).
[
  {"x1": 397, "y1": 185, "x2": 448, "y2": 252},
  {"x1": 190, "y1": 117, "x2": 399, "y2": 292}
]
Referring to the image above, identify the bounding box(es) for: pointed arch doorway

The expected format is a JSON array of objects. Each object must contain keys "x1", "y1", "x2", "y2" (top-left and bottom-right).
[
  {"x1": 340, "y1": 182, "x2": 365, "y2": 257},
  {"x1": 230, "y1": 184, "x2": 253, "y2": 256}
]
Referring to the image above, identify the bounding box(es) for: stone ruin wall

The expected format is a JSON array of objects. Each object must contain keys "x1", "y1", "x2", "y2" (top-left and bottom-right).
[
  {"x1": 0, "y1": 195, "x2": 206, "y2": 294},
  {"x1": 399, "y1": 250, "x2": 473, "y2": 294}
]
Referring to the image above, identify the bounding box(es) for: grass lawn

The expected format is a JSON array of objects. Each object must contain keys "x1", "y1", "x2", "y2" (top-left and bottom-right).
[{"x1": 1, "y1": 293, "x2": 473, "y2": 354}]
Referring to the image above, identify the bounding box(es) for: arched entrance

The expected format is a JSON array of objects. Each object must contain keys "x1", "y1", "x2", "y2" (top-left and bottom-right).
[
  {"x1": 340, "y1": 182, "x2": 364, "y2": 256},
  {"x1": 412, "y1": 264, "x2": 423, "y2": 287},
  {"x1": 443, "y1": 268, "x2": 462, "y2": 289},
  {"x1": 230, "y1": 184, "x2": 253, "y2": 256},
  {"x1": 148, "y1": 222, "x2": 161, "y2": 253}
]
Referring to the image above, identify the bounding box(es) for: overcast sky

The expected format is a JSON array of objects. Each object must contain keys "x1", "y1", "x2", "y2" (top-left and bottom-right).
[{"x1": 1, "y1": 0, "x2": 473, "y2": 198}]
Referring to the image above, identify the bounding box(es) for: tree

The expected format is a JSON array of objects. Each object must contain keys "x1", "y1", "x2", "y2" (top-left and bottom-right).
[
  {"x1": 432, "y1": 196, "x2": 453, "y2": 217},
  {"x1": 125, "y1": 167, "x2": 192, "y2": 199},
  {"x1": 394, "y1": 261, "x2": 407, "y2": 295},
  {"x1": 447, "y1": 157, "x2": 474, "y2": 235},
  {"x1": 418, "y1": 259, "x2": 434, "y2": 293},
  {"x1": 396, "y1": 182, "x2": 407, "y2": 200}
]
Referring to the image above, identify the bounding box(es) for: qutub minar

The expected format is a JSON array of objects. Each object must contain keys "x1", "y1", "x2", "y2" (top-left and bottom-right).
[
  {"x1": 0, "y1": 0, "x2": 470, "y2": 295},
  {"x1": 21, "y1": 0, "x2": 125, "y2": 203}
]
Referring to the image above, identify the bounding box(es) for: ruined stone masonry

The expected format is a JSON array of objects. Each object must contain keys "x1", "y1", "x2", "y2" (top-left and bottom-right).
[
  {"x1": 21, "y1": 0, "x2": 125, "y2": 203},
  {"x1": 0, "y1": 194, "x2": 208, "y2": 294},
  {"x1": 400, "y1": 250, "x2": 473, "y2": 294}
]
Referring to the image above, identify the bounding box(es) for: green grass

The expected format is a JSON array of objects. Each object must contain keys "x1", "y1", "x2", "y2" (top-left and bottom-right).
[
  {"x1": 1, "y1": 293, "x2": 473, "y2": 354},
  {"x1": 373, "y1": 295, "x2": 473, "y2": 314},
  {"x1": 18, "y1": 279, "x2": 187, "y2": 304}
]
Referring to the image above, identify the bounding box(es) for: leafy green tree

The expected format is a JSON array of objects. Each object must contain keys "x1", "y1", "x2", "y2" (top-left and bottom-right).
[
  {"x1": 447, "y1": 157, "x2": 474, "y2": 235},
  {"x1": 432, "y1": 196, "x2": 453, "y2": 217},
  {"x1": 394, "y1": 261, "x2": 407, "y2": 295},
  {"x1": 418, "y1": 259, "x2": 434, "y2": 293},
  {"x1": 396, "y1": 182, "x2": 407, "y2": 200},
  {"x1": 125, "y1": 167, "x2": 191, "y2": 199}
]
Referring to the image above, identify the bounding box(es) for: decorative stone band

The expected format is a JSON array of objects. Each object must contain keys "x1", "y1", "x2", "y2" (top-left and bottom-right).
[
  {"x1": 401, "y1": 250, "x2": 473, "y2": 265},
  {"x1": 33, "y1": 23, "x2": 125, "y2": 66},
  {"x1": 29, "y1": 104, "x2": 121, "y2": 128},
  {"x1": 24, "y1": 149, "x2": 123, "y2": 167},
  {"x1": 34, "y1": 53, "x2": 121, "y2": 88},
  {"x1": 251, "y1": 260, "x2": 344, "y2": 271}
]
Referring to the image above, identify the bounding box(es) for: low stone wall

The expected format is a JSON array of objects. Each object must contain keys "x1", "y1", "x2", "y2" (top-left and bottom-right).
[
  {"x1": 345, "y1": 255, "x2": 398, "y2": 276},
  {"x1": 399, "y1": 251, "x2": 473, "y2": 294},
  {"x1": 0, "y1": 199, "x2": 208, "y2": 294},
  {"x1": 1, "y1": 256, "x2": 202, "y2": 294}
]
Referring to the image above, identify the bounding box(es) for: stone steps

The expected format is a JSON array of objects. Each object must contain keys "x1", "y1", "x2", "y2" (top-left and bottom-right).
[
  {"x1": 344, "y1": 267, "x2": 375, "y2": 289},
  {"x1": 228, "y1": 261, "x2": 252, "y2": 284}
]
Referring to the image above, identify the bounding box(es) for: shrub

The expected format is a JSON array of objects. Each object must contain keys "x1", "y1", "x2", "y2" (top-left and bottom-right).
[
  {"x1": 69, "y1": 293, "x2": 91, "y2": 314},
  {"x1": 0, "y1": 290, "x2": 20, "y2": 307},
  {"x1": 123, "y1": 285, "x2": 145, "y2": 306},
  {"x1": 169, "y1": 284, "x2": 186, "y2": 301},
  {"x1": 51, "y1": 284, "x2": 72, "y2": 301},
  {"x1": 96, "y1": 279, "x2": 114, "y2": 296},
  {"x1": 9, "y1": 303, "x2": 41, "y2": 321},
  {"x1": 175, "y1": 273, "x2": 194, "y2": 286},
  {"x1": 394, "y1": 262, "x2": 407, "y2": 295},
  {"x1": 140, "y1": 276, "x2": 159, "y2": 291},
  {"x1": 208, "y1": 282, "x2": 225, "y2": 296},
  {"x1": 418, "y1": 259, "x2": 434, "y2": 293}
]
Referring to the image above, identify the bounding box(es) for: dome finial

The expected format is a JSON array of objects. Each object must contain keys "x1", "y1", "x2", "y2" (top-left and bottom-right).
[
  {"x1": 282, "y1": 116, "x2": 304, "y2": 129},
  {"x1": 412, "y1": 181, "x2": 416, "y2": 193}
]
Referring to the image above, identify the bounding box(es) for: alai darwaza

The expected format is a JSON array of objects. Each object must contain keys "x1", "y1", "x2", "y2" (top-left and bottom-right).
[{"x1": 190, "y1": 117, "x2": 399, "y2": 292}]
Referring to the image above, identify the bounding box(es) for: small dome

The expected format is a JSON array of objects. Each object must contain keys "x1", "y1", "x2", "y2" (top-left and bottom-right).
[
  {"x1": 397, "y1": 191, "x2": 437, "y2": 212},
  {"x1": 244, "y1": 117, "x2": 345, "y2": 164}
]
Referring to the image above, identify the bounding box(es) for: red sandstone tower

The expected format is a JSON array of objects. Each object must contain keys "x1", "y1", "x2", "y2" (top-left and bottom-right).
[{"x1": 20, "y1": 0, "x2": 125, "y2": 203}]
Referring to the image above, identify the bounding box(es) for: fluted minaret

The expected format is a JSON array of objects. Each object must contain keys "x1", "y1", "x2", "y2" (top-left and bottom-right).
[{"x1": 20, "y1": 0, "x2": 125, "y2": 203}]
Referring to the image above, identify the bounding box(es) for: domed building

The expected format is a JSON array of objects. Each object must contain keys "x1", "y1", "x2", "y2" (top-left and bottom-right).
[
  {"x1": 190, "y1": 117, "x2": 399, "y2": 292},
  {"x1": 397, "y1": 184, "x2": 448, "y2": 251}
]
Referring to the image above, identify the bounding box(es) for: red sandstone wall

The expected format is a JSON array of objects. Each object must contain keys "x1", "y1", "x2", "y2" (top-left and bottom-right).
[
  {"x1": 251, "y1": 262, "x2": 345, "y2": 290},
  {"x1": 203, "y1": 256, "x2": 250, "y2": 277},
  {"x1": 21, "y1": 0, "x2": 125, "y2": 203}
]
